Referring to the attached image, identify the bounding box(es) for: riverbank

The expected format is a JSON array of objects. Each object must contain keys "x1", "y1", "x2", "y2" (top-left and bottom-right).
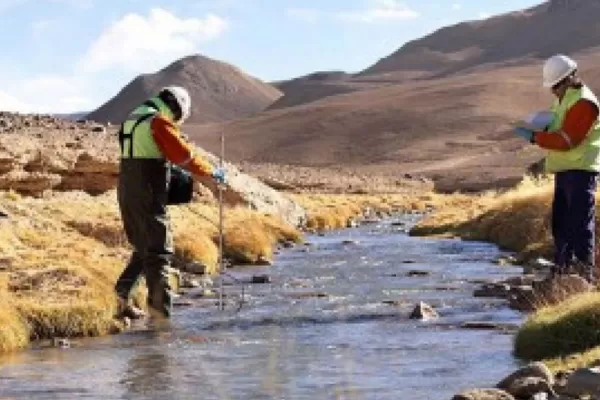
[
  {"x1": 412, "y1": 175, "x2": 600, "y2": 378},
  {"x1": 0, "y1": 189, "x2": 431, "y2": 354}
]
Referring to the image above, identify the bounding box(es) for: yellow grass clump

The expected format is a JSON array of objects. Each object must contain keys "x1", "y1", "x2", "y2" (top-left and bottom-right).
[
  {"x1": 0, "y1": 189, "x2": 302, "y2": 353},
  {"x1": 294, "y1": 193, "x2": 432, "y2": 231},
  {"x1": 411, "y1": 175, "x2": 557, "y2": 261},
  {"x1": 515, "y1": 292, "x2": 600, "y2": 363}
]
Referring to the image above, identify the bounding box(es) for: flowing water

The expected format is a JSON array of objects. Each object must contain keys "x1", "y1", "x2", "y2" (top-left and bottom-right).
[{"x1": 0, "y1": 215, "x2": 525, "y2": 399}]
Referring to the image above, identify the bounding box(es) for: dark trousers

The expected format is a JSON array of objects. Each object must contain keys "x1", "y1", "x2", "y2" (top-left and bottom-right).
[
  {"x1": 115, "y1": 159, "x2": 174, "y2": 316},
  {"x1": 552, "y1": 170, "x2": 598, "y2": 281}
]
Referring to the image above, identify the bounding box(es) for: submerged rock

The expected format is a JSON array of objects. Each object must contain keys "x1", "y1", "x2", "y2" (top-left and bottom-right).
[
  {"x1": 406, "y1": 270, "x2": 431, "y2": 277},
  {"x1": 409, "y1": 302, "x2": 439, "y2": 321},
  {"x1": 474, "y1": 283, "x2": 511, "y2": 299},
  {"x1": 251, "y1": 275, "x2": 271, "y2": 284},
  {"x1": 460, "y1": 322, "x2": 505, "y2": 331}
]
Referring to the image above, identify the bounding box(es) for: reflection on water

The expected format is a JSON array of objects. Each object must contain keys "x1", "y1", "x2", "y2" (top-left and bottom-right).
[{"x1": 0, "y1": 215, "x2": 525, "y2": 400}]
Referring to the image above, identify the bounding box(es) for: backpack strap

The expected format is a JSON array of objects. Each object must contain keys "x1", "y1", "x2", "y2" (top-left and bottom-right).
[{"x1": 118, "y1": 113, "x2": 155, "y2": 158}]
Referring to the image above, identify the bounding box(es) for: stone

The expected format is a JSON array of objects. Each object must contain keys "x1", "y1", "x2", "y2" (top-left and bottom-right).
[
  {"x1": 497, "y1": 362, "x2": 554, "y2": 392},
  {"x1": 563, "y1": 367, "x2": 600, "y2": 398},
  {"x1": 504, "y1": 377, "x2": 556, "y2": 399},
  {"x1": 452, "y1": 388, "x2": 515, "y2": 400},
  {"x1": 251, "y1": 275, "x2": 271, "y2": 284},
  {"x1": 409, "y1": 301, "x2": 439, "y2": 321},
  {"x1": 174, "y1": 299, "x2": 195, "y2": 307},
  {"x1": 460, "y1": 322, "x2": 503, "y2": 330},
  {"x1": 181, "y1": 262, "x2": 207, "y2": 275},
  {"x1": 527, "y1": 258, "x2": 555, "y2": 272},
  {"x1": 282, "y1": 240, "x2": 295, "y2": 249},
  {"x1": 502, "y1": 275, "x2": 536, "y2": 287},
  {"x1": 255, "y1": 256, "x2": 274, "y2": 266},
  {"x1": 509, "y1": 276, "x2": 592, "y2": 312},
  {"x1": 181, "y1": 276, "x2": 201, "y2": 289},
  {"x1": 53, "y1": 338, "x2": 71, "y2": 349},
  {"x1": 474, "y1": 283, "x2": 511, "y2": 299},
  {"x1": 346, "y1": 219, "x2": 359, "y2": 228},
  {"x1": 407, "y1": 270, "x2": 430, "y2": 277},
  {"x1": 342, "y1": 239, "x2": 359, "y2": 245},
  {"x1": 496, "y1": 256, "x2": 518, "y2": 266}
]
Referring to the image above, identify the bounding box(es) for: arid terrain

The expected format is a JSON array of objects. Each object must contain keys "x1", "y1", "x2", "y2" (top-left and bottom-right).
[{"x1": 93, "y1": 0, "x2": 600, "y2": 192}]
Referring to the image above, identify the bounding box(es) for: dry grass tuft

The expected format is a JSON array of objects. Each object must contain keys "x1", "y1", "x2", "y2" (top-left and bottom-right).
[
  {"x1": 411, "y1": 175, "x2": 557, "y2": 261},
  {"x1": 295, "y1": 193, "x2": 429, "y2": 231},
  {"x1": 515, "y1": 292, "x2": 600, "y2": 361}
]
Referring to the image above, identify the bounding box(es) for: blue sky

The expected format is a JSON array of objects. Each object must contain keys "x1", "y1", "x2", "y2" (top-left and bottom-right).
[{"x1": 0, "y1": 0, "x2": 543, "y2": 113}]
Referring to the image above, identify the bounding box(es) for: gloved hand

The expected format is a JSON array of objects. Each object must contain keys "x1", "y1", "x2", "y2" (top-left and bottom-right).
[
  {"x1": 513, "y1": 127, "x2": 536, "y2": 143},
  {"x1": 211, "y1": 167, "x2": 227, "y2": 185}
]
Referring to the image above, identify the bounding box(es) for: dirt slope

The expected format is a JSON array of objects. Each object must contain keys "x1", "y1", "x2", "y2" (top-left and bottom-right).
[
  {"x1": 87, "y1": 55, "x2": 282, "y2": 124},
  {"x1": 186, "y1": 50, "x2": 600, "y2": 192}
]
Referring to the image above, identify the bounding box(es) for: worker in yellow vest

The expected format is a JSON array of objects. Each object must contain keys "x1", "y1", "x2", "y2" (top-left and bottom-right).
[
  {"x1": 115, "y1": 86, "x2": 226, "y2": 318},
  {"x1": 514, "y1": 55, "x2": 600, "y2": 284}
]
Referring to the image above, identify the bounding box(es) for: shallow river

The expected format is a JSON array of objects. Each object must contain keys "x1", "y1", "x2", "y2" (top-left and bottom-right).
[{"x1": 0, "y1": 214, "x2": 525, "y2": 399}]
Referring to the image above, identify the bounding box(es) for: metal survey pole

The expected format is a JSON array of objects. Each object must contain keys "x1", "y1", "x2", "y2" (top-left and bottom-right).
[{"x1": 218, "y1": 133, "x2": 225, "y2": 311}]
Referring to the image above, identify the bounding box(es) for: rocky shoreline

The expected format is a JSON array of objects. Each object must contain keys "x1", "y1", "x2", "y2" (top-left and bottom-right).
[{"x1": 451, "y1": 256, "x2": 598, "y2": 399}]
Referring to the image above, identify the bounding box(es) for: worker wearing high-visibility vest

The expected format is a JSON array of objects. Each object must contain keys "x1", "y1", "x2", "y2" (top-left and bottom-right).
[
  {"x1": 115, "y1": 86, "x2": 226, "y2": 318},
  {"x1": 514, "y1": 55, "x2": 600, "y2": 284}
]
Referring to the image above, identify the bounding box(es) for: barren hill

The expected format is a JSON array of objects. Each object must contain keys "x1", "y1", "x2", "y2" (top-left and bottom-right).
[
  {"x1": 362, "y1": 0, "x2": 600, "y2": 78},
  {"x1": 273, "y1": 0, "x2": 600, "y2": 110},
  {"x1": 87, "y1": 55, "x2": 282, "y2": 124}
]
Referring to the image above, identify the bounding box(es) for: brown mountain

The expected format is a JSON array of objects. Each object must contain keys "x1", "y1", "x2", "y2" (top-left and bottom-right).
[
  {"x1": 272, "y1": 0, "x2": 600, "y2": 111},
  {"x1": 185, "y1": 0, "x2": 600, "y2": 192},
  {"x1": 361, "y1": 0, "x2": 600, "y2": 78},
  {"x1": 87, "y1": 55, "x2": 282, "y2": 124}
]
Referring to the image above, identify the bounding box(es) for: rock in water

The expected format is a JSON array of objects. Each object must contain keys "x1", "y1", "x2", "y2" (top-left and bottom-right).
[
  {"x1": 409, "y1": 301, "x2": 439, "y2": 321},
  {"x1": 497, "y1": 362, "x2": 554, "y2": 390},
  {"x1": 251, "y1": 275, "x2": 271, "y2": 284},
  {"x1": 452, "y1": 388, "x2": 515, "y2": 400}
]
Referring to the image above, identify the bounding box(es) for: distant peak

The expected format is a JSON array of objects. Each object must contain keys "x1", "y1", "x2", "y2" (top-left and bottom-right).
[{"x1": 547, "y1": 0, "x2": 593, "y2": 12}]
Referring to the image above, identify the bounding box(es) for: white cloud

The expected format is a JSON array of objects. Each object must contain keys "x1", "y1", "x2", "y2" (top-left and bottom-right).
[
  {"x1": 452, "y1": 3, "x2": 462, "y2": 10},
  {"x1": 286, "y1": 8, "x2": 321, "y2": 23},
  {"x1": 477, "y1": 11, "x2": 491, "y2": 19},
  {"x1": 0, "y1": 75, "x2": 94, "y2": 113},
  {"x1": 0, "y1": 91, "x2": 29, "y2": 112},
  {"x1": 337, "y1": 0, "x2": 419, "y2": 23},
  {"x1": 79, "y1": 8, "x2": 228, "y2": 73}
]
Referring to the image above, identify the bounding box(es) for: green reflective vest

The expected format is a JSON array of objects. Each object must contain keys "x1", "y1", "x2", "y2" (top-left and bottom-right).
[
  {"x1": 119, "y1": 97, "x2": 174, "y2": 159},
  {"x1": 545, "y1": 85, "x2": 600, "y2": 173}
]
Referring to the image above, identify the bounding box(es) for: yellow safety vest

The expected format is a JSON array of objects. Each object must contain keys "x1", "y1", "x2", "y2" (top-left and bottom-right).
[
  {"x1": 545, "y1": 85, "x2": 600, "y2": 173},
  {"x1": 119, "y1": 97, "x2": 174, "y2": 159}
]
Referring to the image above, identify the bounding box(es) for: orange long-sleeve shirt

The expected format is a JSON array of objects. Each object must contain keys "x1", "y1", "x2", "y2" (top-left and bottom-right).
[
  {"x1": 150, "y1": 115, "x2": 214, "y2": 177},
  {"x1": 534, "y1": 100, "x2": 599, "y2": 151}
]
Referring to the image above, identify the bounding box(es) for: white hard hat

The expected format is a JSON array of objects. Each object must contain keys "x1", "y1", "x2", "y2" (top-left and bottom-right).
[
  {"x1": 162, "y1": 86, "x2": 191, "y2": 123},
  {"x1": 543, "y1": 54, "x2": 578, "y2": 88}
]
